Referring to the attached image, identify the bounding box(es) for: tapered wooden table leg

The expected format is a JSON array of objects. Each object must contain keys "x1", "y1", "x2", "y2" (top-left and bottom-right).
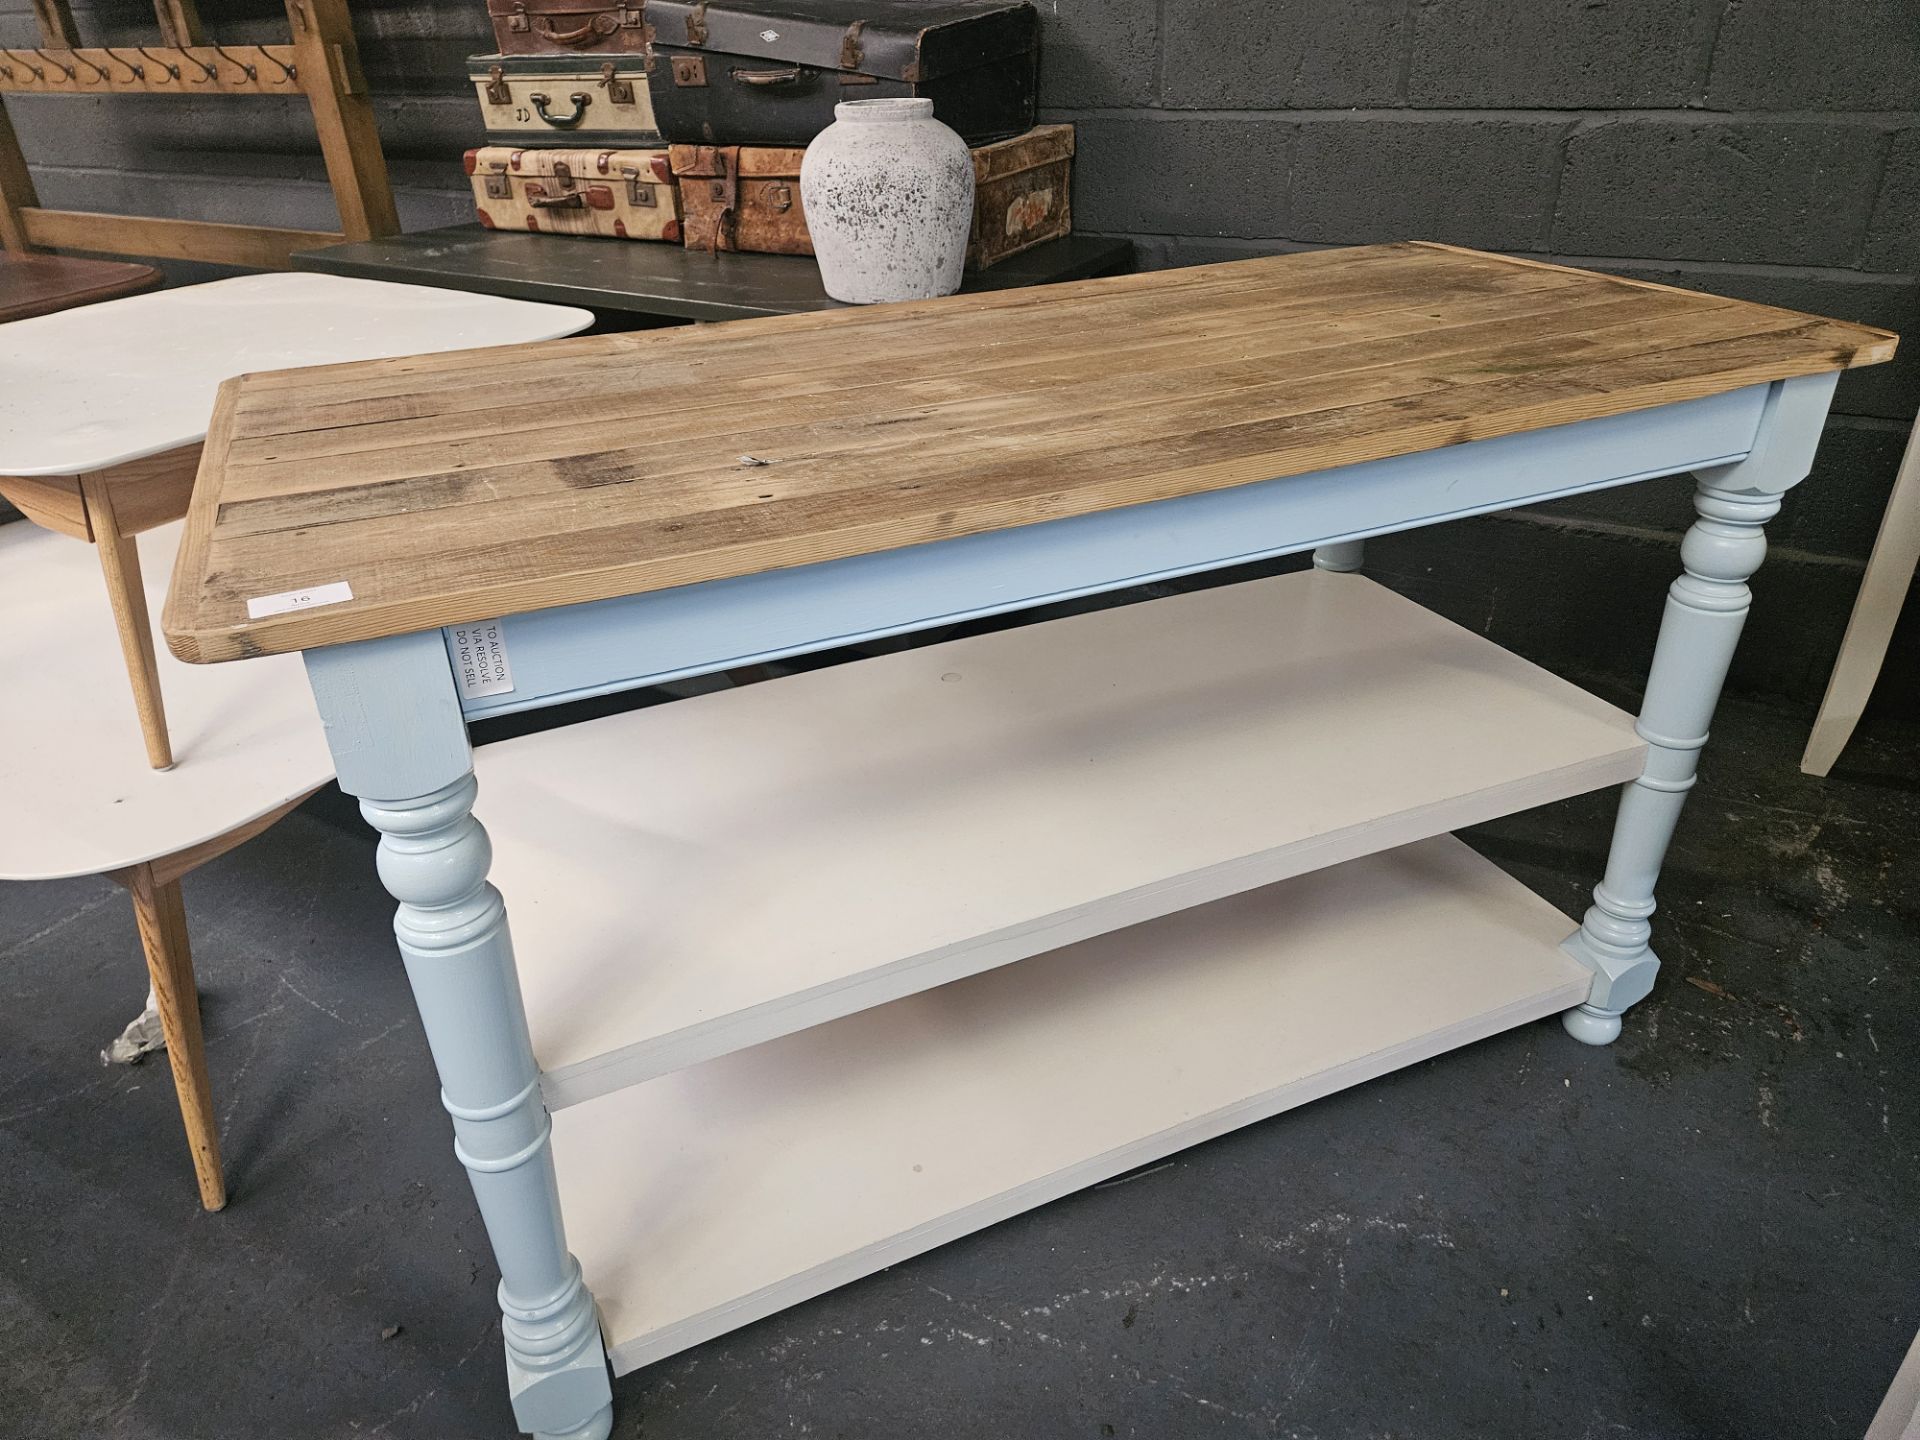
[
  {"x1": 117, "y1": 861, "x2": 225, "y2": 1211},
  {"x1": 78, "y1": 472, "x2": 174, "y2": 770}
]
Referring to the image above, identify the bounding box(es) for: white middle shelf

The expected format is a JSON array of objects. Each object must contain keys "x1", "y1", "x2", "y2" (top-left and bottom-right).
[{"x1": 476, "y1": 569, "x2": 1642, "y2": 1107}]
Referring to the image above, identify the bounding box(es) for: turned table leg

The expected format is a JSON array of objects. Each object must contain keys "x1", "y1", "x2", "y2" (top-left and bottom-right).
[
  {"x1": 78, "y1": 472, "x2": 174, "y2": 770},
  {"x1": 1312, "y1": 539, "x2": 1366, "y2": 573},
  {"x1": 115, "y1": 862, "x2": 224, "y2": 1209},
  {"x1": 307, "y1": 631, "x2": 613, "y2": 1440},
  {"x1": 1561, "y1": 374, "x2": 1836, "y2": 1045}
]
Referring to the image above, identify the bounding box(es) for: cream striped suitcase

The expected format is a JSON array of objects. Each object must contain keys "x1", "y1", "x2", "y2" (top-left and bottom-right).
[{"x1": 466, "y1": 146, "x2": 681, "y2": 241}]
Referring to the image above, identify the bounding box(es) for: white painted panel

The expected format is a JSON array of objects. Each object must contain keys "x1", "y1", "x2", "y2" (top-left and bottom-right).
[
  {"x1": 478, "y1": 571, "x2": 1642, "y2": 1105},
  {"x1": 549, "y1": 836, "x2": 1594, "y2": 1374}
]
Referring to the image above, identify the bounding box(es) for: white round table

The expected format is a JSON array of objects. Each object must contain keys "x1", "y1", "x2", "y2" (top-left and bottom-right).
[
  {"x1": 0, "y1": 275, "x2": 589, "y2": 1208},
  {"x1": 0, "y1": 273, "x2": 591, "y2": 769}
]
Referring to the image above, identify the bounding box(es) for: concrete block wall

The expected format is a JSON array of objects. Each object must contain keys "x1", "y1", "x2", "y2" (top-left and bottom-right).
[{"x1": 2, "y1": 0, "x2": 1916, "y2": 713}]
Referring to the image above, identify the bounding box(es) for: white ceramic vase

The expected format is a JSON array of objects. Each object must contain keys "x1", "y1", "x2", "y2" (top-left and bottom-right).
[{"x1": 800, "y1": 98, "x2": 975, "y2": 305}]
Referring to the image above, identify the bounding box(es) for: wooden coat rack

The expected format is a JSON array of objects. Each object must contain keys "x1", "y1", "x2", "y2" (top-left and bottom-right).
[{"x1": 0, "y1": 0, "x2": 397, "y2": 269}]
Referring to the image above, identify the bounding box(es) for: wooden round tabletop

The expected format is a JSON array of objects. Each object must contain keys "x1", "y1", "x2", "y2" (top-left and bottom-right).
[{"x1": 0, "y1": 253, "x2": 161, "y2": 325}]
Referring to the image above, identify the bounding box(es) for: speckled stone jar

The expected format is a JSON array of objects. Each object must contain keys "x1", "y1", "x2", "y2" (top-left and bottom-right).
[{"x1": 800, "y1": 98, "x2": 975, "y2": 306}]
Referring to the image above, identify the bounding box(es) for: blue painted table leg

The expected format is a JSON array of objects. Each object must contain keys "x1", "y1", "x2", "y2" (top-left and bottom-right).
[
  {"x1": 307, "y1": 632, "x2": 613, "y2": 1439},
  {"x1": 1311, "y1": 539, "x2": 1365, "y2": 573},
  {"x1": 1561, "y1": 373, "x2": 1837, "y2": 1044}
]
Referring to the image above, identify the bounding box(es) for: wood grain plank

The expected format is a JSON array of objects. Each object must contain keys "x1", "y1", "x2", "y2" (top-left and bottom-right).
[
  {"x1": 209, "y1": 291, "x2": 1760, "y2": 550},
  {"x1": 226, "y1": 245, "x2": 1577, "y2": 429},
  {"x1": 164, "y1": 243, "x2": 1897, "y2": 663},
  {"x1": 215, "y1": 283, "x2": 1688, "y2": 506}
]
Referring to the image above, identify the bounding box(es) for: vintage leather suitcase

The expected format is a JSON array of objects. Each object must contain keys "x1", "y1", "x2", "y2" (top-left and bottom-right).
[
  {"x1": 465, "y1": 146, "x2": 682, "y2": 240},
  {"x1": 468, "y1": 55, "x2": 660, "y2": 146},
  {"x1": 965, "y1": 121, "x2": 1071, "y2": 268},
  {"x1": 486, "y1": 0, "x2": 648, "y2": 56},
  {"x1": 670, "y1": 144, "x2": 811, "y2": 254},
  {"x1": 646, "y1": 0, "x2": 1037, "y2": 146},
  {"x1": 670, "y1": 125, "x2": 1070, "y2": 268}
]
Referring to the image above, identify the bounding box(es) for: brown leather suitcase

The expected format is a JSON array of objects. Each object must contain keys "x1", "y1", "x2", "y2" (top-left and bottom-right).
[
  {"x1": 486, "y1": 0, "x2": 649, "y2": 56},
  {"x1": 670, "y1": 124, "x2": 1070, "y2": 268},
  {"x1": 670, "y1": 144, "x2": 812, "y2": 254},
  {"x1": 466, "y1": 146, "x2": 682, "y2": 240},
  {"x1": 966, "y1": 121, "x2": 1071, "y2": 269}
]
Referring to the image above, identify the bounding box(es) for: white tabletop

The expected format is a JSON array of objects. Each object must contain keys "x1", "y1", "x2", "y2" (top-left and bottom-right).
[
  {"x1": 0, "y1": 272, "x2": 592, "y2": 476},
  {"x1": 0, "y1": 520, "x2": 335, "y2": 881}
]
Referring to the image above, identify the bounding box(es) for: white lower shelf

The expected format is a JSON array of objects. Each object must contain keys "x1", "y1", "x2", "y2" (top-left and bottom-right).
[
  {"x1": 551, "y1": 834, "x2": 1594, "y2": 1375},
  {"x1": 479, "y1": 571, "x2": 1641, "y2": 1108}
]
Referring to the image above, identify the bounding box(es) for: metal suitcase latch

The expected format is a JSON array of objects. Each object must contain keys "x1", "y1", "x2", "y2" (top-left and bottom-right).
[
  {"x1": 625, "y1": 177, "x2": 658, "y2": 206},
  {"x1": 763, "y1": 182, "x2": 793, "y2": 214},
  {"x1": 485, "y1": 64, "x2": 512, "y2": 105},
  {"x1": 484, "y1": 170, "x2": 512, "y2": 199},
  {"x1": 838, "y1": 19, "x2": 865, "y2": 71},
  {"x1": 508, "y1": 2, "x2": 529, "y2": 31},
  {"x1": 671, "y1": 54, "x2": 706, "y2": 86},
  {"x1": 597, "y1": 61, "x2": 635, "y2": 103}
]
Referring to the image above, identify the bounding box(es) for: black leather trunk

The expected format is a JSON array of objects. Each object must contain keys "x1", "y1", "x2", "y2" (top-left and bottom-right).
[{"x1": 645, "y1": 0, "x2": 1038, "y2": 147}]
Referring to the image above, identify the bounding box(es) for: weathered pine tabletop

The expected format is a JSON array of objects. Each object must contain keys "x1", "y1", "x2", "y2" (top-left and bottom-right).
[{"x1": 163, "y1": 242, "x2": 1892, "y2": 1440}]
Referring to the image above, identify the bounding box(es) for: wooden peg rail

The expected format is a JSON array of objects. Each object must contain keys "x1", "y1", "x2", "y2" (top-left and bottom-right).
[
  {"x1": 0, "y1": 46, "x2": 306, "y2": 96},
  {"x1": 0, "y1": 0, "x2": 395, "y2": 269}
]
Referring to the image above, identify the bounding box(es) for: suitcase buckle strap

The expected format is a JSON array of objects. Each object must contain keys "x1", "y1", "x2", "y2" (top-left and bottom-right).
[{"x1": 693, "y1": 144, "x2": 739, "y2": 253}]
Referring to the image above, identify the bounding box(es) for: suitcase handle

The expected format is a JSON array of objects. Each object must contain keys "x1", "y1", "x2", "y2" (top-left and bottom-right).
[
  {"x1": 530, "y1": 91, "x2": 593, "y2": 127},
  {"x1": 729, "y1": 65, "x2": 804, "y2": 87},
  {"x1": 533, "y1": 11, "x2": 620, "y2": 44},
  {"x1": 528, "y1": 184, "x2": 616, "y2": 211}
]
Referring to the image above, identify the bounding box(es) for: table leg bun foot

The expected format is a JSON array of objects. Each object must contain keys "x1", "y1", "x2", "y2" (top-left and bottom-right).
[
  {"x1": 532, "y1": 1404, "x2": 614, "y2": 1440},
  {"x1": 1561, "y1": 1004, "x2": 1624, "y2": 1046}
]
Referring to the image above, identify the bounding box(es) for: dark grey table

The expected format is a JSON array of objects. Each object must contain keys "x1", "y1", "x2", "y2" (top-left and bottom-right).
[{"x1": 291, "y1": 225, "x2": 1135, "y2": 324}]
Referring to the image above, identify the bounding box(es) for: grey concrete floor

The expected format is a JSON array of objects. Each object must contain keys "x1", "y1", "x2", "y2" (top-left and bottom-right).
[{"x1": 2, "y1": 534, "x2": 1917, "y2": 1440}]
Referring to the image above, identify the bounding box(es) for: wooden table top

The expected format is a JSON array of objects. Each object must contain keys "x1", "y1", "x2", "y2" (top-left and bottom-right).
[
  {"x1": 164, "y1": 242, "x2": 1896, "y2": 664},
  {"x1": 0, "y1": 253, "x2": 161, "y2": 324}
]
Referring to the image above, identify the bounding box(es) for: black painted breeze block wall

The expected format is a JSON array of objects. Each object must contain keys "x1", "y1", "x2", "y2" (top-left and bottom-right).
[{"x1": 3, "y1": 0, "x2": 1916, "y2": 709}]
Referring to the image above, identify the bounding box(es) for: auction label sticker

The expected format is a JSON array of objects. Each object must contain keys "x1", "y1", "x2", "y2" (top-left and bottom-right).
[
  {"x1": 448, "y1": 618, "x2": 515, "y2": 699},
  {"x1": 246, "y1": 580, "x2": 353, "y2": 620}
]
